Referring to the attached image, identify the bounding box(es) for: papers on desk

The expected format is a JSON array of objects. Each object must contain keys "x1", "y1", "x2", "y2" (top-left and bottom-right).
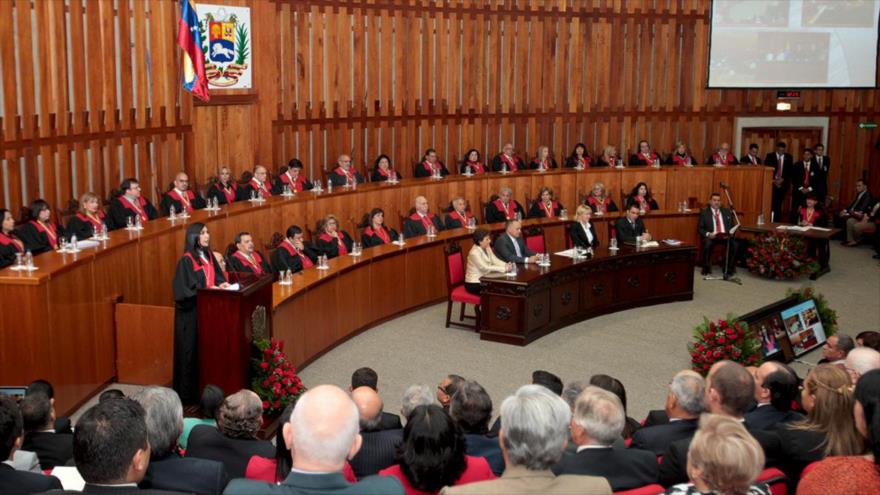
[
  {"x1": 554, "y1": 249, "x2": 579, "y2": 258},
  {"x1": 662, "y1": 239, "x2": 682, "y2": 246},
  {"x1": 641, "y1": 241, "x2": 660, "y2": 248},
  {"x1": 223, "y1": 283, "x2": 240, "y2": 291},
  {"x1": 776, "y1": 225, "x2": 831, "y2": 233}
]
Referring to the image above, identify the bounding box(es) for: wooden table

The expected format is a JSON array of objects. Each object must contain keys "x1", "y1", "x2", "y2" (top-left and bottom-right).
[
  {"x1": 478, "y1": 244, "x2": 696, "y2": 345},
  {"x1": 740, "y1": 223, "x2": 841, "y2": 279},
  {"x1": 0, "y1": 167, "x2": 771, "y2": 414}
]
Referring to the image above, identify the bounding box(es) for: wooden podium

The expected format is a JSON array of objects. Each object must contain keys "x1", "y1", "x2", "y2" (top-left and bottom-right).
[{"x1": 197, "y1": 273, "x2": 275, "y2": 394}]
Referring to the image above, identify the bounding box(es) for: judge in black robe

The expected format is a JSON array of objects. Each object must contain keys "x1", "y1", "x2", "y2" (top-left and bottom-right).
[
  {"x1": 17, "y1": 200, "x2": 64, "y2": 255},
  {"x1": 627, "y1": 182, "x2": 660, "y2": 212},
  {"x1": 65, "y1": 193, "x2": 107, "y2": 240},
  {"x1": 160, "y1": 173, "x2": 207, "y2": 216},
  {"x1": 227, "y1": 231, "x2": 273, "y2": 276},
  {"x1": 445, "y1": 198, "x2": 476, "y2": 230},
  {"x1": 107, "y1": 178, "x2": 159, "y2": 230},
  {"x1": 402, "y1": 197, "x2": 445, "y2": 238},
  {"x1": 413, "y1": 149, "x2": 450, "y2": 178},
  {"x1": 236, "y1": 166, "x2": 274, "y2": 201},
  {"x1": 360, "y1": 209, "x2": 399, "y2": 248},
  {"x1": 0, "y1": 209, "x2": 25, "y2": 269},
  {"x1": 315, "y1": 215, "x2": 354, "y2": 258},
  {"x1": 371, "y1": 154, "x2": 401, "y2": 182},
  {"x1": 491, "y1": 143, "x2": 525, "y2": 172},
  {"x1": 327, "y1": 155, "x2": 366, "y2": 186},
  {"x1": 485, "y1": 188, "x2": 526, "y2": 224},
  {"x1": 172, "y1": 222, "x2": 228, "y2": 404},
  {"x1": 564, "y1": 143, "x2": 591, "y2": 168},
  {"x1": 207, "y1": 167, "x2": 239, "y2": 205},
  {"x1": 272, "y1": 159, "x2": 314, "y2": 194},
  {"x1": 629, "y1": 140, "x2": 661, "y2": 166},
  {"x1": 271, "y1": 225, "x2": 319, "y2": 273},
  {"x1": 528, "y1": 187, "x2": 564, "y2": 218}
]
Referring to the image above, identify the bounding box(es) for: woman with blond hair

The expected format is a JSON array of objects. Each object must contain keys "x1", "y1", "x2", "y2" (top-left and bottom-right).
[
  {"x1": 66, "y1": 192, "x2": 107, "y2": 240},
  {"x1": 315, "y1": 214, "x2": 354, "y2": 259},
  {"x1": 529, "y1": 146, "x2": 557, "y2": 171},
  {"x1": 595, "y1": 145, "x2": 619, "y2": 168},
  {"x1": 666, "y1": 414, "x2": 770, "y2": 495},
  {"x1": 585, "y1": 182, "x2": 619, "y2": 214},
  {"x1": 775, "y1": 364, "x2": 865, "y2": 482}
]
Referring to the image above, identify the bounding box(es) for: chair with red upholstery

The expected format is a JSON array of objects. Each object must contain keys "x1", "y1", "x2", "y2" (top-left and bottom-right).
[
  {"x1": 755, "y1": 467, "x2": 787, "y2": 495},
  {"x1": 564, "y1": 225, "x2": 573, "y2": 249},
  {"x1": 443, "y1": 241, "x2": 481, "y2": 331},
  {"x1": 523, "y1": 225, "x2": 546, "y2": 253},
  {"x1": 800, "y1": 460, "x2": 820, "y2": 479},
  {"x1": 613, "y1": 484, "x2": 665, "y2": 495}
]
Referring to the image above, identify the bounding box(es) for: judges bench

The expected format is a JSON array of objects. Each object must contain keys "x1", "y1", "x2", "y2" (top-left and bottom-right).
[{"x1": 0, "y1": 166, "x2": 772, "y2": 414}]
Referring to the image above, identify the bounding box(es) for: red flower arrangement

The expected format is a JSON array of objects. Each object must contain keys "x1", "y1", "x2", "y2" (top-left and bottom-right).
[
  {"x1": 252, "y1": 338, "x2": 305, "y2": 415},
  {"x1": 746, "y1": 232, "x2": 818, "y2": 279},
  {"x1": 689, "y1": 316, "x2": 761, "y2": 375}
]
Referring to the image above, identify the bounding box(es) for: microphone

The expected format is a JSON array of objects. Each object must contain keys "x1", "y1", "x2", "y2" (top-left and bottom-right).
[
  {"x1": 224, "y1": 253, "x2": 242, "y2": 285},
  {"x1": 720, "y1": 182, "x2": 729, "y2": 190}
]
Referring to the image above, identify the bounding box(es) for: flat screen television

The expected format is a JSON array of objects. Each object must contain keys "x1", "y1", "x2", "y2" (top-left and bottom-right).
[
  {"x1": 739, "y1": 295, "x2": 827, "y2": 362},
  {"x1": 780, "y1": 299, "x2": 828, "y2": 357}
]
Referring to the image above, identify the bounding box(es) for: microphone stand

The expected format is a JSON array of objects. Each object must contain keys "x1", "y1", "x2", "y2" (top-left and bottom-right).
[{"x1": 704, "y1": 183, "x2": 743, "y2": 285}]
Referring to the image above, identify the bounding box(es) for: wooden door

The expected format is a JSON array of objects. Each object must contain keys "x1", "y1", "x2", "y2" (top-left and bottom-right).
[{"x1": 740, "y1": 127, "x2": 823, "y2": 163}]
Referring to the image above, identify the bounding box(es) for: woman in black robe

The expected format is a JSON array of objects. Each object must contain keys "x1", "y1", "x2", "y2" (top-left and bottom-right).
[
  {"x1": 65, "y1": 192, "x2": 107, "y2": 240},
  {"x1": 0, "y1": 209, "x2": 25, "y2": 269},
  {"x1": 360, "y1": 208, "x2": 399, "y2": 248},
  {"x1": 315, "y1": 214, "x2": 354, "y2": 258},
  {"x1": 172, "y1": 222, "x2": 228, "y2": 404},
  {"x1": 17, "y1": 200, "x2": 64, "y2": 255}
]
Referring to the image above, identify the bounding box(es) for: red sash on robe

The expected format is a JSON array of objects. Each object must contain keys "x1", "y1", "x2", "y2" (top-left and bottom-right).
[
  {"x1": 465, "y1": 161, "x2": 485, "y2": 174},
  {"x1": 249, "y1": 178, "x2": 271, "y2": 196},
  {"x1": 0, "y1": 232, "x2": 24, "y2": 252},
  {"x1": 493, "y1": 199, "x2": 516, "y2": 220},
  {"x1": 376, "y1": 167, "x2": 391, "y2": 178},
  {"x1": 422, "y1": 161, "x2": 440, "y2": 174},
  {"x1": 712, "y1": 153, "x2": 734, "y2": 165},
  {"x1": 119, "y1": 196, "x2": 150, "y2": 222},
  {"x1": 799, "y1": 208, "x2": 820, "y2": 226},
  {"x1": 280, "y1": 240, "x2": 314, "y2": 268},
  {"x1": 30, "y1": 220, "x2": 59, "y2": 249},
  {"x1": 671, "y1": 154, "x2": 691, "y2": 166},
  {"x1": 533, "y1": 159, "x2": 551, "y2": 170},
  {"x1": 167, "y1": 189, "x2": 195, "y2": 212},
  {"x1": 334, "y1": 167, "x2": 355, "y2": 183},
  {"x1": 319, "y1": 232, "x2": 348, "y2": 255},
  {"x1": 76, "y1": 212, "x2": 106, "y2": 232},
  {"x1": 639, "y1": 152, "x2": 658, "y2": 163},
  {"x1": 634, "y1": 196, "x2": 652, "y2": 212},
  {"x1": 587, "y1": 196, "x2": 611, "y2": 211},
  {"x1": 500, "y1": 154, "x2": 519, "y2": 171},
  {"x1": 184, "y1": 252, "x2": 217, "y2": 288},
  {"x1": 448, "y1": 210, "x2": 473, "y2": 226},
  {"x1": 364, "y1": 226, "x2": 391, "y2": 244},
  {"x1": 216, "y1": 182, "x2": 237, "y2": 203},
  {"x1": 574, "y1": 156, "x2": 591, "y2": 168},
  {"x1": 539, "y1": 201, "x2": 559, "y2": 218},
  {"x1": 233, "y1": 250, "x2": 265, "y2": 275},
  {"x1": 280, "y1": 172, "x2": 307, "y2": 192},
  {"x1": 410, "y1": 212, "x2": 436, "y2": 231}
]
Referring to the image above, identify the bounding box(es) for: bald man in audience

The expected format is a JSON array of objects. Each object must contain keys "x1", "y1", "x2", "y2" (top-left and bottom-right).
[
  {"x1": 347, "y1": 387, "x2": 403, "y2": 479},
  {"x1": 402, "y1": 196, "x2": 445, "y2": 238},
  {"x1": 328, "y1": 155, "x2": 365, "y2": 187},
  {"x1": 238, "y1": 165, "x2": 273, "y2": 200},
  {"x1": 629, "y1": 370, "x2": 704, "y2": 455},
  {"x1": 845, "y1": 347, "x2": 880, "y2": 384},
  {"x1": 744, "y1": 362, "x2": 803, "y2": 431},
  {"x1": 160, "y1": 172, "x2": 207, "y2": 216},
  {"x1": 224, "y1": 385, "x2": 404, "y2": 495}
]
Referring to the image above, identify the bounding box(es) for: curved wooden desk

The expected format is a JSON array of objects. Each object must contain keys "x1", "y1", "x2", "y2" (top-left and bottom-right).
[{"x1": 0, "y1": 166, "x2": 771, "y2": 413}]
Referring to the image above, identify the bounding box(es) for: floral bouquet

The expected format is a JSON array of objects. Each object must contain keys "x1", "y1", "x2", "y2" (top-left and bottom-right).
[
  {"x1": 746, "y1": 232, "x2": 818, "y2": 279},
  {"x1": 252, "y1": 338, "x2": 305, "y2": 415},
  {"x1": 689, "y1": 316, "x2": 761, "y2": 375}
]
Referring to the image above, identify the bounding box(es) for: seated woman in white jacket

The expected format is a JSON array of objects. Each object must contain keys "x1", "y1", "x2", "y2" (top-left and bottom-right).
[{"x1": 464, "y1": 228, "x2": 512, "y2": 295}]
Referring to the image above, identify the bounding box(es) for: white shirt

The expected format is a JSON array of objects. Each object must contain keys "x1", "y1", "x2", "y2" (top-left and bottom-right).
[
  {"x1": 509, "y1": 234, "x2": 522, "y2": 258},
  {"x1": 580, "y1": 222, "x2": 594, "y2": 245},
  {"x1": 576, "y1": 444, "x2": 612, "y2": 453}
]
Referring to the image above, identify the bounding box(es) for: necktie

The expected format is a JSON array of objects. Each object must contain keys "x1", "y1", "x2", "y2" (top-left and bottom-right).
[
  {"x1": 776, "y1": 155, "x2": 783, "y2": 178},
  {"x1": 803, "y1": 164, "x2": 810, "y2": 187},
  {"x1": 714, "y1": 209, "x2": 722, "y2": 234}
]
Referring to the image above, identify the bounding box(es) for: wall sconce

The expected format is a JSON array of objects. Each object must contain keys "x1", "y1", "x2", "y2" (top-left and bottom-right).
[{"x1": 776, "y1": 102, "x2": 792, "y2": 111}]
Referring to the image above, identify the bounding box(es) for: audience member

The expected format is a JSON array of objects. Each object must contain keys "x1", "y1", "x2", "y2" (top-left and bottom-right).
[
  {"x1": 180, "y1": 385, "x2": 224, "y2": 450},
  {"x1": 99, "y1": 389, "x2": 126, "y2": 403},
  {"x1": 449, "y1": 381, "x2": 504, "y2": 476},
  {"x1": 797, "y1": 369, "x2": 880, "y2": 495},
  {"x1": 666, "y1": 414, "x2": 770, "y2": 495},
  {"x1": 744, "y1": 362, "x2": 803, "y2": 430},
  {"x1": 186, "y1": 390, "x2": 274, "y2": 479},
  {"x1": 350, "y1": 367, "x2": 403, "y2": 430},
  {"x1": 437, "y1": 375, "x2": 466, "y2": 409},
  {"x1": 552, "y1": 386, "x2": 658, "y2": 491},
  {"x1": 400, "y1": 385, "x2": 436, "y2": 421},
  {"x1": 856, "y1": 330, "x2": 880, "y2": 351},
  {"x1": 348, "y1": 386, "x2": 403, "y2": 478},
  {"x1": 20, "y1": 392, "x2": 73, "y2": 470},
  {"x1": 560, "y1": 380, "x2": 590, "y2": 453},
  {"x1": 134, "y1": 386, "x2": 228, "y2": 495},
  {"x1": 589, "y1": 374, "x2": 641, "y2": 439},
  {"x1": 774, "y1": 364, "x2": 865, "y2": 483},
  {"x1": 25, "y1": 379, "x2": 71, "y2": 433},
  {"x1": 532, "y1": 370, "x2": 563, "y2": 396},
  {"x1": 0, "y1": 395, "x2": 61, "y2": 494},
  {"x1": 630, "y1": 370, "x2": 704, "y2": 455},
  {"x1": 380, "y1": 404, "x2": 495, "y2": 494},
  {"x1": 224, "y1": 385, "x2": 404, "y2": 495},
  {"x1": 440, "y1": 385, "x2": 611, "y2": 494},
  {"x1": 845, "y1": 347, "x2": 880, "y2": 384},
  {"x1": 819, "y1": 334, "x2": 855, "y2": 366}
]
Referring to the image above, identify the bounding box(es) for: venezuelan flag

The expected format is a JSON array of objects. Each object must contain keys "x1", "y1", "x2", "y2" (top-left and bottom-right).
[{"x1": 177, "y1": 0, "x2": 209, "y2": 101}]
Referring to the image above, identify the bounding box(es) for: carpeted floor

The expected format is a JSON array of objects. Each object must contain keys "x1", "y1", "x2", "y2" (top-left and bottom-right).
[{"x1": 76, "y1": 244, "x2": 879, "y2": 424}]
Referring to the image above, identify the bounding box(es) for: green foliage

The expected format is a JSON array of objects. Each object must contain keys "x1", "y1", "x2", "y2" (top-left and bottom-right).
[
  {"x1": 786, "y1": 286, "x2": 839, "y2": 336},
  {"x1": 235, "y1": 23, "x2": 249, "y2": 65}
]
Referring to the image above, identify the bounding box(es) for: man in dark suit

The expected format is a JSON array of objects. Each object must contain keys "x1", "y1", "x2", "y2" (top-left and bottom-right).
[
  {"x1": 813, "y1": 143, "x2": 830, "y2": 174},
  {"x1": 765, "y1": 142, "x2": 794, "y2": 222},
  {"x1": 223, "y1": 385, "x2": 404, "y2": 495},
  {"x1": 698, "y1": 192, "x2": 741, "y2": 277},
  {"x1": 740, "y1": 143, "x2": 762, "y2": 165},
  {"x1": 449, "y1": 381, "x2": 505, "y2": 476},
  {"x1": 348, "y1": 387, "x2": 403, "y2": 479},
  {"x1": 403, "y1": 196, "x2": 445, "y2": 238},
  {"x1": 614, "y1": 203, "x2": 652, "y2": 244},
  {"x1": 133, "y1": 386, "x2": 228, "y2": 495},
  {"x1": 25, "y1": 380, "x2": 72, "y2": 434},
  {"x1": 19, "y1": 393, "x2": 73, "y2": 470},
  {"x1": 629, "y1": 370, "x2": 704, "y2": 455},
  {"x1": 0, "y1": 395, "x2": 62, "y2": 494},
  {"x1": 836, "y1": 179, "x2": 873, "y2": 232},
  {"x1": 349, "y1": 367, "x2": 402, "y2": 430},
  {"x1": 553, "y1": 387, "x2": 658, "y2": 491},
  {"x1": 494, "y1": 219, "x2": 537, "y2": 264},
  {"x1": 791, "y1": 148, "x2": 826, "y2": 221},
  {"x1": 659, "y1": 361, "x2": 779, "y2": 487},
  {"x1": 745, "y1": 362, "x2": 803, "y2": 431}
]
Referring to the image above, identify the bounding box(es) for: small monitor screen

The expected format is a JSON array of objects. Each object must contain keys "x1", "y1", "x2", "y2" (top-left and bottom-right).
[
  {"x1": 751, "y1": 313, "x2": 788, "y2": 358},
  {"x1": 0, "y1": 387, "x2": 27, "y2": 402},
  {"x1": 780, "y1": 299, "x2": 827, "y2": 356}
]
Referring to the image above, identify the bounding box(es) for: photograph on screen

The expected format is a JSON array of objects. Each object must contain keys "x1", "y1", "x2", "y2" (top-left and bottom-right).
[
  {"x1": 752, "y1": 314, "x2": 787, "y2": 358},
  {"x1": 713, "y1": 0, "x2": 790, "y2": 27},
  {"x1": 780, "y1": 299, "x2": 828, "y2": 356},
  {"x1": 803, "y1": 0, "x2": 877, "y2": 27}
]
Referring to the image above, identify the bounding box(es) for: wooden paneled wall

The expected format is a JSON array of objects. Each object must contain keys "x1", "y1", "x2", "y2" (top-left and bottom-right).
[{"x1": 2, "y1": 0, "x2": 879, "y2": 215}]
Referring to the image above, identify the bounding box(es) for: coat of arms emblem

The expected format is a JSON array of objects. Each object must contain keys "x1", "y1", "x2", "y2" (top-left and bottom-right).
[{"x1": 197, "y1": 4, "x2": 252, "y2": 89}]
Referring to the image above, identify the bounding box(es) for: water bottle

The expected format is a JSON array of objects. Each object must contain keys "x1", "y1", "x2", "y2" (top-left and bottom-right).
[
  {"x1": 101, "y1": 223, "x2": 108, "y2": 239},
  {"x1": 14, "y1": 252, "x2": 23, "y2": 269},
  {"x1": 126, "y1": 216, "x2": 133, "y2": 229},
  {"x1": 502, "y1": 163, "x2": 508, "y2": 174},
  {"x1": 25, "y1": 250, "x2": 34, "y2": 270},
  {"x1": 398, "y1": 232, "x2": 404, "y2": 245},
  {"x1": 327, "y1": 180, "x2": 333, "y2": 193},
  {"x1": 135, "y1": 215, "x2": 142, "y2": 230},
  {"x1": 465, "y1": 165, "x2": 471, "y2": 175},
  {"x1": 169, "y1": 205, "x2": 176, "y2": 220},
  {"x1": 70, "y1": 235, "x2": 78, "y2": 252}
]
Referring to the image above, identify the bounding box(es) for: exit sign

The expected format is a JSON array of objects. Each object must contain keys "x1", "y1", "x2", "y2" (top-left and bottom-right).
[
  {"x1": 776, "y1": 90, "x2": 802, "y2": 100},
  {"x1": 858, "y1": 122, "x2": 878, "y2": 129}
]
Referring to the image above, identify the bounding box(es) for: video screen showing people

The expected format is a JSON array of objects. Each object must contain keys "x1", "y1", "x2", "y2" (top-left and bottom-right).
[
  {"x1": 780, "y1": 299, "x2": 827, "y2": 356},
  {"x1": 752, "y1": 314, "x2": 787, "y2": 358}
]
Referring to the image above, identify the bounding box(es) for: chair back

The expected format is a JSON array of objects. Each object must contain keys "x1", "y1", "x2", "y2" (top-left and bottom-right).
[
  {"x1": 564, "y1": 225, "x2": 573, "y2": 249},
  {"x1": 608, "y1": 222, "x2": 617, "y2": 240},
  {"x1": 523, "y1": 225, "x2": 545, "y2": 253},
  {"x1": 482, "y1": 194, "x2": 499, "y2": 223},
  {"x1": 755, "y1": 467, "x2": 787, "y2": 495},
  {"x1": 444, "y1": 241, "x2": 465, "y2": 288},
  {"x1": 578, "y1": 190, "x2": 588, "y2": 204},
  {"x1": 613, "y1": 484, "x2": 665, "y2": 495}
]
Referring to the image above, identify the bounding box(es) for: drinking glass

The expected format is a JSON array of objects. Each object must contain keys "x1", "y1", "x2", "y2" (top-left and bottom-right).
[
  {"x1": 14, "y1": 252, "x2": 23, "y2": 269},
  {"x1": 610, "y1": 238, "x2": 618, "y2": 249}
]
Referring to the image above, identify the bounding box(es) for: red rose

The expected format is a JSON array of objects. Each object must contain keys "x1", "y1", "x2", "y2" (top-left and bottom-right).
[
  {"x1": 260, "y1": 362, "x2": 269, "y2": 370},
  {"x1": 273, "y1": 400, "x2": 281, "y2": 408},
  {"x1": 262, "y1": 401, "x2": 269, "y2": 410},
  {"x1": 717, "y1": 337, "x2": 726, "y2": 344},
  {"x1": 273, "y1": 382, "x2": 282, "y2": 391},
  {"x1": 262, "y1": 379, "x2": 269, "y2": 387},
  {"x1": 713, "y1": 350, "x2": 721, "y2": 358}
]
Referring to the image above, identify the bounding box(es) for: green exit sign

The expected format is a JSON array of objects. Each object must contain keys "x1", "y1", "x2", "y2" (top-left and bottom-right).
[{"x1": 858, "y1": 122, "x2": 878, "y2": 129}]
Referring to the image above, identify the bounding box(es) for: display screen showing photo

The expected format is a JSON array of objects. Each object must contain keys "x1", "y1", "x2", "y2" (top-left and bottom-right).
[
  {"x1": 709, "y1": 0, "x2": 880, "y2": 87},
  {"x1": 752, "y1": 313, "x2": 787, "y2": 358},
  {"x1": 780, "y1": 299, "x2": 827, "y2": 356}
]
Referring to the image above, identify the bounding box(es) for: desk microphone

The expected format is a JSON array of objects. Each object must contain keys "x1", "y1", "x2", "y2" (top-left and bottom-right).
[{"x1": 223, "y1": 254, "x2": 242, "y2": 285}]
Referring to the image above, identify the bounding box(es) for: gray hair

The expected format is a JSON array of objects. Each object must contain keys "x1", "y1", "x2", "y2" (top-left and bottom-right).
[
  {"x1": 572, "y1": 386, "x2": 624, "y2": 446},
  {"x1": 401, "y1": 384, "x2": 435, "y2": 419},
  {"x1": 360, "y1": 408, "x2": 383, "y2": 431},
  {"x1": 217, "y1": 390, "x2": 263, "y2": 439},
  {"x1": 291, "y1": 386, "x2": 359, "y2": 466},
  {"x1": 132, "y1": 386, "x2": 184, "y2": 458},
  {"x1": 846, "y1": 347, "x2": 880, "y2": 377},
  {"x1": 836, "y1": 334, "x2": 856, "y2": 355},
  {"x1": 500, "y1": 384, "x2": 571, "y2": 470},
  {"x1": 671, "y1": 373, "x2": 706, "y2": 415},
  {"x1": 562, "y1": 380, "x2": 589, "y2": 410},
  {"x1": 499, "y1": 186, "x2": 513, "y2": 196}
]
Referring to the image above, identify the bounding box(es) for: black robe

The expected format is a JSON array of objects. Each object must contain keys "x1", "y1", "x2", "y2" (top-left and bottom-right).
[
  {"x1": 361, "y1": 226, "x2": 398, "y2": 248},
  {"x1": 228, "y1": 250, "x2": 273, "y2": 276},
  {"x1": 270, "y1": 241, "x2": 319, "y2": 273},
  {"x1": 327, "y1": 168, "x2": 365, "y2": 187},
  {"x1": 160, "y1": 190, "x2": 207, "y2": 216},
  {"x1": 17, "y1": 221, "x2": 64, "y2": 255},
  {"x1": 65, "y1": 212, "x2": 106, "y2": 240},
  {"x1": 206, "y1": 182, "x2": 239, "y2": 205},
  {"x1": 445, "y1": 211, "x2": 474, "y2": 230},
  {"x1": 272, "y1": 173, "x2": 314, "y2": 194},
  {"x1": 0, "y1": 232, "x2": 25, "y2": 269},
  {"x1": 172, "y1": 252, "x2": 226, "y2": 404},
  {"x1": 402, "y1": 213, "x2": 445, "y2": 238},
  {"x1": 108, "y1": 196, "x2": 159, "y2": 230},
  {"x1": 485, "y1": 199, "x2": 525, "y2": 224},
  {"x1": 528, "y1": 158, "x2": 558, "y2": 170},
  {"x1": 413, "y1": 161, "x2": 450, "y2": 178},
  {"x1": 528, "y1": 201, "x2": 564, "y2": 219},
  {"x1": 316, "y1": 231, "x2": 354, "y2": 259}
]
